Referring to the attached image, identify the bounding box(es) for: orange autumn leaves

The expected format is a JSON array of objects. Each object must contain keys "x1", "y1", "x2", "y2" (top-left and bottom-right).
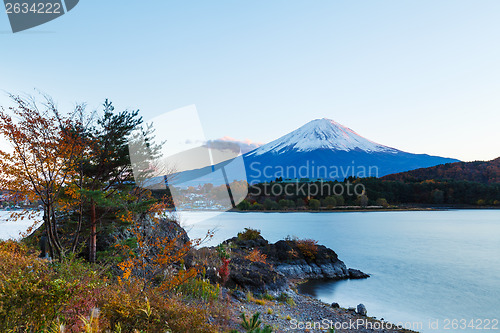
[
  {"x1": 115, "y1": 201, "x2": 213, "y2": 292},
  {"x1": 0, "y1": 95, "x2": 86, "y2": 258}
]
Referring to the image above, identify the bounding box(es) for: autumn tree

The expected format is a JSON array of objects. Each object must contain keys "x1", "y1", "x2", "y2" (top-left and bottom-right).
[{"x1": 0, "y1": 95, "x2": 85, "y2": 259}]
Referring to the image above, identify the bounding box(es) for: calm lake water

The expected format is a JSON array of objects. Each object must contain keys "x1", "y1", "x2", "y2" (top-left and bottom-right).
[
  {"x1": 182, "y1": 210, "x2": 500, "y2": 332},
  {"x1": 0, "y1": 210, "x2": 42, "y2": 240}
]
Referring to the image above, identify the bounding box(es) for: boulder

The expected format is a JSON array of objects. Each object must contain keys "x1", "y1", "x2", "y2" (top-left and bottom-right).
[
  {"x1": 225, "y1": 256, "x2": 288, "y2": 294},
  {"x1": 331, "y1": 302, "x2": 340, "y2": 308},
  {"x1": 357, "y1": 303, "x2": 367, "y2": 316}
]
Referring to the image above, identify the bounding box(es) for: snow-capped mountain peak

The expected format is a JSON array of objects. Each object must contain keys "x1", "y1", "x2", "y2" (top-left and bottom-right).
[{"x1": 248, "y1": 118, "x2": 397, "y2": 156}]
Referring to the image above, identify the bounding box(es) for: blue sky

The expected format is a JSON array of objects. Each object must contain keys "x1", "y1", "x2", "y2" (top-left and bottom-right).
[{"x1": 1, "y1": 0, "x2": 499, "y2": 161}]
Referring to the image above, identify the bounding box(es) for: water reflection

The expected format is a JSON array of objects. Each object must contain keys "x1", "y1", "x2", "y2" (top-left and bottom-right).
[{"x1": 298, "y1": 279, "x2": 358, "y2": 301}]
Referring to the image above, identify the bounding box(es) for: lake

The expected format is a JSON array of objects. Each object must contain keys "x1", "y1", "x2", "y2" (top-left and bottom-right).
[
  {"x1": 1, "y1": 209, "x2": 499, "y2": 332},
  {"x1": 0, "y1": 210, "x2": 42, "y2": 240},
  {"x1": 182, "y1": 210, "x2": 500, "y2": 332}
]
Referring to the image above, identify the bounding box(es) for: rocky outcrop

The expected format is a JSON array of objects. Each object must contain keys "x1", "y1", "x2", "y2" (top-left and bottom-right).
[
  {"x1": 221, "y1": 236, "x2": 369, "y2": 285},
  {"x1": 264, "y1": 240, "x2": 350, "y2": 279},
  {"x1": 274, "y1": 261, "x2": 349, "y2": 279},
  {"x1": 348, "y1": 268, "x2": 370, "y2": 279}
]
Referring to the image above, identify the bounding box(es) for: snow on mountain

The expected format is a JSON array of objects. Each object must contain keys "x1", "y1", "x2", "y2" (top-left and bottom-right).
[{"x1": 248, "y1": 118, "x2": 398, "y2": 156}]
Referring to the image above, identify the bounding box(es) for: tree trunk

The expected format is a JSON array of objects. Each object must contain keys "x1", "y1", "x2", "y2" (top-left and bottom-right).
[
  {"x1": 45, "y1": 203, "x2": 62, "y2": 259},
  {"x1": 71, "y1": 202, "x2": 83, "y2": 254},
  {"x1": 44, "y1": 208, "x2": 54, "y2": 259},
  {"x1": 89, "y1": 200, "x2": 97, "y2": 263}
]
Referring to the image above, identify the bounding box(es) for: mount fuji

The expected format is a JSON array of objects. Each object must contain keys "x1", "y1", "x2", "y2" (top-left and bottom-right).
[
  {"x1": 241, "y1": 118, "x2": 459, "y2": 183},
  {"x1": 169, "y1": 118, "x2": 459, "y2": 186}
]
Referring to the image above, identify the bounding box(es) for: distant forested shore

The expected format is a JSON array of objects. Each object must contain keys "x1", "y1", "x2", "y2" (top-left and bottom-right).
[{"x1": 234, "y1": 176, "x2": 500, "y2": 211}]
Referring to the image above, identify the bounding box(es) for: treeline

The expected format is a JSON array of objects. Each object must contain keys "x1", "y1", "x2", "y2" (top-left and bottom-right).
[
  {"x1": 237, "y1": 177, "x2": 500, "y2": 210},
  {"x1": 360, "y1": 177, "x2": 499, "y2": 206},
  {"x1": 239, "y1": 179, "x2": 378, "y2": 210}
]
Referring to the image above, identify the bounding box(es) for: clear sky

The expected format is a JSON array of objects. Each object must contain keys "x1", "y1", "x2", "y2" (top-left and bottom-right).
[{"x1": 1, "y1": 0, "x2": 499, "y2": 161}]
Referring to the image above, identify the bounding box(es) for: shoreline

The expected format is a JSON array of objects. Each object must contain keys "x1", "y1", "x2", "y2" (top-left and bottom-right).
[
  {"x1": 225, "y1": 285, "x2": 419, "y2": 333},
  {"x1": 2, "y1": 206, "x2": 499, "y2": 214},
  {"x1": 188, "y1": 206, "x2": 500, "y2": 213}
]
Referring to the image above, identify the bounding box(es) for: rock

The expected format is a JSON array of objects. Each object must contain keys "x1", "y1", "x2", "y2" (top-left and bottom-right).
[
  {"x1": 231, "y1": 290, "x2": 247, "y2": 302},
  {"x1": 224, "y1": 257, "x2": 288, "y2": 294},
  {"x1": 331, "y1": 302, "x2": 340, "y2": 308},
  {"x1": 348, "y1": 307, "x2": 356, "y2": 312},
  {"x1": 348, "y1": 268, "x2": 370, "y2": 279},
  {"x1": 223, "y1": 235, "x2": 268, "y2": 249},
  {"x1": 357, "y1": 303, "x2": 367, "y2": 316}
]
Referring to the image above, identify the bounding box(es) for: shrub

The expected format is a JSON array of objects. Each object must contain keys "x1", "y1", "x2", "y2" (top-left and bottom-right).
[
  {"x1": 218, "y1": 258, "x2": 231, "y2": 285},
  {"x1": 0, "y1": 240, "x2": 222, "y2": 332},
  {"x1": 245, "y1": 249, "x2": 268, "y2": 265},
  {"x1": 295, "y1": 239, "x2": 318, "y2": 260},
  {"x1": 100, "y1": 279, "x2": 212, "y2": 332},
  {"x1": 176, "y1": 278, "x2": 220, "y2": 301},
  {"x1": 376, "y1": 198, "x2": 389, "y2": 207},
  {"x1": 0, "y1": 242, "x2": 104, "y2": 332},
  {"x1": 245, "y1": 292, "x2": 267, "y2": 306},
  {"x1": 277, "y1": 293, "x2": 296, "y2": 306},
  {"x1": 237, "y1": 228, "x2": 262, "y2": 241},
  {"x1": 261, "y1": 293, "x2": 275, "y2": 301},
  {"x1": 255, "y1": 299, "x2": 266, "y2": 305},
  {"x1": 216, "y1": 243, "x2": 230, "y2": 259}
]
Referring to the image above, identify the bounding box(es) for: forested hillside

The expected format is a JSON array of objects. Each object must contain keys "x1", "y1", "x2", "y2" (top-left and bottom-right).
[{"x1": 382, "y1": 158, "x2": 500, "y2": 184}]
